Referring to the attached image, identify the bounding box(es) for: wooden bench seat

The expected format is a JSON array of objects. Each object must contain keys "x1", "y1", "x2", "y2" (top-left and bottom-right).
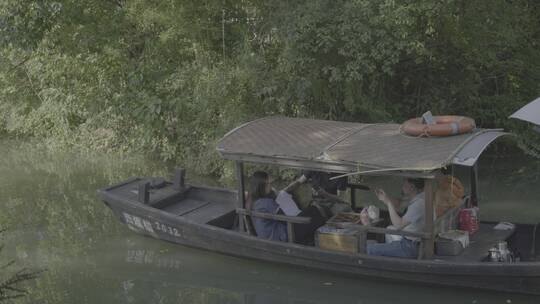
[
  {"x1": 163, "y1": 197, "x2": 236, "y2": 225},
  {"x1": 435, "y1": 223, "x2": 515, "y2": 262},
  {"x1": 163, "y1": 198, "x2": 210, "y2": 216},
  {"x1": 236, "y1": 208, "x2": 312, "y2": 243}
]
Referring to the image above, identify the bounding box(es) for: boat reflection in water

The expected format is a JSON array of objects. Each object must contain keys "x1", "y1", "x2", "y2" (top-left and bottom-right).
[{"x1": 100, "y1": 237, "x2": 536, "y2": 304}]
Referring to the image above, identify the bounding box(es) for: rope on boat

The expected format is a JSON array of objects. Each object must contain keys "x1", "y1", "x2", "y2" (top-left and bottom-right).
[{"x1": 330, "y1": 167, "x2": 436, "y2": 180}]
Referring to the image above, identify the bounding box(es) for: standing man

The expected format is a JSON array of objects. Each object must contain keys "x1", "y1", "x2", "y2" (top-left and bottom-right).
[{"x1": 367, "y1": 178, "x2": 425, "y2": 258}]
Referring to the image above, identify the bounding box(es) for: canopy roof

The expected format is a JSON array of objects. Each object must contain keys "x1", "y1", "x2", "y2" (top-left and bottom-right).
[
  {"x1": 217, "y1": 117, "x2": 507, "y2": 177},
  {"x1": 510, "y1": 97, "x2": 540, "y2": 127}
]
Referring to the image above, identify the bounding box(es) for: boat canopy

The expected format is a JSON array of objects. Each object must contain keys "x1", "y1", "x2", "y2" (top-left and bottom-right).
[{"x1": 217, "y1": 117, "x2": 507, "y2": 177}]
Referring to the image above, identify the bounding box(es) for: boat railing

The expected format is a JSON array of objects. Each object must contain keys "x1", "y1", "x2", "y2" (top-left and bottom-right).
[
  {"x1": 236, "y1": 208, "x2": 312, "y2": 243},
  {"x1": 330, "y1": 222, "x2": 430, "y2": 258},
  {"x1": 237, "y1": 207, "x2": 430, "y2": 257}
]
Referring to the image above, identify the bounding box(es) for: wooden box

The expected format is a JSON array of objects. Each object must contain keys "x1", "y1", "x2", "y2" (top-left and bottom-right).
[
  {"x1": 316, "y1": 226, "x2": 361, "y2": 253},
  {"x1": 316, "y1": 212, "x2": 364, "y2": 253},
  {"x1": 327, "y1": 212, "x2": 363, "y2": 225}
]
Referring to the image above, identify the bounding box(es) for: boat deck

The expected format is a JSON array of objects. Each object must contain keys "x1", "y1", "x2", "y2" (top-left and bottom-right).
[
  {"x1": 163, "y1": 197, "x2": 235, "y2": 225},
  {"x1": 163, "y1": 199, "x2": 211, "y2": 216},
  {"x1": 103, "y1": 177, "x2": 237, "y2": 226},
  {"x1": 435, "y1": 223, "x2": 515, "y2": 262}
]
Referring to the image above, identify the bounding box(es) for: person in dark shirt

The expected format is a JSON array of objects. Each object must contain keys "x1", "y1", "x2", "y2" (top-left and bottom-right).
[
  {"x1": 248, "y1": 171, "x2": 328, "y2": 243},
  {"x1": 300, "y1": 171, "x2": 350, "y2": 216},
  {"x1": 304, "y1": 171, "x2": 348, "y2": 196}
]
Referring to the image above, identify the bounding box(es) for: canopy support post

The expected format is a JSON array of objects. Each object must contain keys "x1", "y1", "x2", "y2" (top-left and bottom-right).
[
  {"x1": 350, "y1": 187, "x2": 356, "y2": 210},
  {"x1": 236, "y1": 161, "x2": 246, "y2": 232},
  {"x1": 423, "y1": 179, "x2": 434, "y2": 259},
  {"x1": 138, "y1": 182, "x2": 150, "y2": 204},
  {"x1": 173, "y1": 168, "x2": 186, "y2": 190},
  {"x1": 470, "y1": 163, "x2": 479, "y2": 207}
]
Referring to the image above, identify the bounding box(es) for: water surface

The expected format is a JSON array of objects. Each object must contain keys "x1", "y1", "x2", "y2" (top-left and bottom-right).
[{"x1": 1, "y1": 140, "x2": 539, "y2": 303}]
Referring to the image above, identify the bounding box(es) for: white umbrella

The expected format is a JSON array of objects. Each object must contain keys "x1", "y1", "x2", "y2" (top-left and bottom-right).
[{"x1": 510, "y1": 97, "x2": 540, "y2": 127}]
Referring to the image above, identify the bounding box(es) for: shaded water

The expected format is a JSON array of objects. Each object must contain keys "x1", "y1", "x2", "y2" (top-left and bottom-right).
[{"x1": 1, "y1": 140, "x2": 539, "y2": 303}]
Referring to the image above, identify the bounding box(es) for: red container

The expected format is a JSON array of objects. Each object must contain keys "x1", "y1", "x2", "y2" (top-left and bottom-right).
[{"x1": 458, "y1": 208, "x2": 479, "y2": 234}]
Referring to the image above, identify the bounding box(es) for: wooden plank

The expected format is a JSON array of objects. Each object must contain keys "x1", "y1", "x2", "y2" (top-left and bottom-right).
[
  {"x1": 222, "y1": 153, "x2": 356, "y2": 173},
  {"x1": 138, "y1": 182, "x2": 150, "y2": 204},
  {"x1": 185, "y1": 202, "x2": 235, "y2": 223},
  {"x1": 417, "y1": 239, "x2": 425, "y2": 260},
  {"x1": 243, "y1": 215, "x2": 254, "y2": 235},
  {"x1": 163, "y1": 199, "x2": 210, "y2": 216},
  {"x1": 350, "y1": 187, "x2": 356, "y2": 210},
  {"x1": 236, "y1": 161, "x2": 246, "y2": 232},
  {"x1": 236, "y1": 208, "x2": 311, "y2": 224},
  {"x1": 357, "y1": 231, "x2": 367, "y2": 254},
  {"x1": 287, "y1": 223, "x2": 295, "y2": 243}
]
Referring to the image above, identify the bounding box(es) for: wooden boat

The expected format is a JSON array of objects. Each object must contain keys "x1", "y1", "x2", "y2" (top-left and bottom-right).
[{"x1": 98, "y1": 117, "x2": 540, "y2": 295}]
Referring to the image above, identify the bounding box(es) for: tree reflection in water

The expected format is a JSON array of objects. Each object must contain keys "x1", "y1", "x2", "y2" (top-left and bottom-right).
[{"x1": 0, "y1": 229, "x2": 44, "y2": 302}]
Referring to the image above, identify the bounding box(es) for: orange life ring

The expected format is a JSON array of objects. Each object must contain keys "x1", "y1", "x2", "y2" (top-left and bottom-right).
[{"x1": 401, "y1": 115, "x2": 476, "y2": 137}]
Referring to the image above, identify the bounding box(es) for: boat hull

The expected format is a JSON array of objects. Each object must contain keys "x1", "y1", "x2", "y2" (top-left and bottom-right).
[{"x1": 101, "y1": 192, "x2": 540, "y2": 296}]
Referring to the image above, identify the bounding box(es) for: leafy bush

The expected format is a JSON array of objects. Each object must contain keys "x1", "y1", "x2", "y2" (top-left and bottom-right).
[{"x1": 1, "y1": 0, "x2": 540, "y2": 176}]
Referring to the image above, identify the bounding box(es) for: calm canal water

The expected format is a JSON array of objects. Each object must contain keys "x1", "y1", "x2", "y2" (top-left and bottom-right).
[{"x1": 1, "y1": 140, "x2": 539, "y2": 304}]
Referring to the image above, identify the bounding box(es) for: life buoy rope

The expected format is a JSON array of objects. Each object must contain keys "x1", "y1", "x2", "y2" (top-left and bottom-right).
[{"x1": 401, "y1": 115, "x2": 476, "y2": 137}]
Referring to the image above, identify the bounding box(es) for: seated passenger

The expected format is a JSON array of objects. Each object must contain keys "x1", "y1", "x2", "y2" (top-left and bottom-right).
[
  {"x1": 367, "y1": 178, "x2": 425, "y2": 258},
  {"x1": 248, "y1": 171, "x2": 328, "y2": 243}
]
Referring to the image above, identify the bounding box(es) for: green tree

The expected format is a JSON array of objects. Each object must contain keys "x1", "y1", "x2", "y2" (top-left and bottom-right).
[{"x1": 1, "y1": 0, "x2": 540, "y2": 174}]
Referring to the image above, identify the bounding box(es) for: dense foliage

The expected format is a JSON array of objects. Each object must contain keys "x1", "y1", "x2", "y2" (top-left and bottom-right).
[{"x1": 1, "y1": 0, "x2": 539, "y2": 175}]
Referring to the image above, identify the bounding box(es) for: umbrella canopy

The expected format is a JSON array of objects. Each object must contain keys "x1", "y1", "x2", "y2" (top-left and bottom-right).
[{"x1": 510, "y1": 97, "x2": 540, "y2": 126}]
